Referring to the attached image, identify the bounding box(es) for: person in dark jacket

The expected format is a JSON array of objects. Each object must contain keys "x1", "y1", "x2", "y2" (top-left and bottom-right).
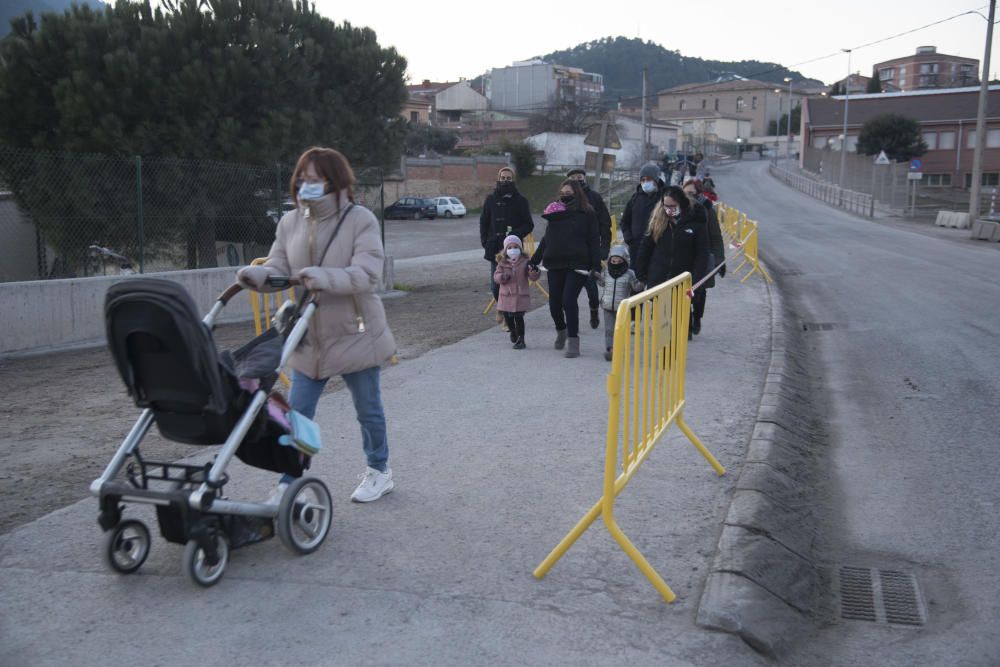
[
  {"x1": 683, "y1": 179, "x2": 725, "y2": 335},
  {"x1": 635, "y1": 186, "x2": 710, "y2": 339},
  {"x1": 528, "y1": 179, "x2": 601, "y2": 359},
  {"x1": 620, "y1": 162, "x2": 664, "y2": 266},
  {"x1": 480, "y1": 166, "x2": 534, "y2": 313},
  {"x1": 567, "y1": 167, "x2": 611, "y2": 330}
]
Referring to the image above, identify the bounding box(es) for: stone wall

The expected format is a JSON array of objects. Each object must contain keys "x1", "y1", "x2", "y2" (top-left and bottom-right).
[{"x1": 384, "y1": 156, "x2": 511, "y2": 209}]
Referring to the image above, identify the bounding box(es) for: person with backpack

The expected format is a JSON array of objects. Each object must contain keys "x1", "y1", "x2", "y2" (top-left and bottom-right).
[{"x1": 567, "y1": 167, "x2": 611, "y2": 330}]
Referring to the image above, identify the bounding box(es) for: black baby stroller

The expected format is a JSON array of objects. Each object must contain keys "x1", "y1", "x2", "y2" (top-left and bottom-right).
[{"x1": 91, "y1": 276, "x2": 331, "y2": 587}]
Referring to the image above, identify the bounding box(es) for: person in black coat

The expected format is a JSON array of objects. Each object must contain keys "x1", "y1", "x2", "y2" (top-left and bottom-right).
[
  {"x1": 480, "y1": 166, "x2": 534, "y2": 305},
  {"x1": 682, "y1": 179, "x2": 725, "y2": 335},
  {"x1": 528, "y1": 179, "x2": 601, "y2": 358},
  {"x1": 567, "y1": 167, "x2": 611, "y2": 330},
  {"x1": 635, "y1": 186, "x2": 710, "y2": 339},
  {"x1": 620, "y1": 162, "x2": 664, "y2": 267}
]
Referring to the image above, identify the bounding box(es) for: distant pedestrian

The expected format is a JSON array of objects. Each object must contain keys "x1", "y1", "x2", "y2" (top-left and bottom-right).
[
  {"x1": 528, "y1": 180, "x2": 601, "y2": 358},
  {"x1": 480, "y1": 167, "x2": 534, "y2": 327},
  {"x1": 683, "y1": 179, "x2": 725, "y2": 336},
  {"x1": 493, "y1": 235, "x2": 540, "y2": 349},
  {"x1": 567, "y1": 167, "x2": 612, "y2": 330},
  {"x1": 621, "y1": 162, "x2": 664, "y2": 264},
  {"x1": 599, "y1": 244, "x2": 644, "y2": 361},
  {"x1": 635, "y1": 185, "x2": 709, "y2": 339}
]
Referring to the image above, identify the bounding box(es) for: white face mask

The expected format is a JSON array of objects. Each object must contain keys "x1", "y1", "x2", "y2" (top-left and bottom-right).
[
  {"x1": 641, "y1": 181, "x2": 656, "y2": 194},
  {"x1": 298, "y1": 181, "x2": 326, "y2": 201},
  {"x1": 507, "y1": 247, "x2": 521, "y2": 259}
]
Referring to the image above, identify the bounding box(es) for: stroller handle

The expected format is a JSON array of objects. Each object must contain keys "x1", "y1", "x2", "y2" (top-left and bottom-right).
[{"x1": 218, "y1": 276, "x2": 302, "y2": 306}]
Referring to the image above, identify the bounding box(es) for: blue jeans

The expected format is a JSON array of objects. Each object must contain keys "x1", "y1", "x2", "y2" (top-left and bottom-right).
[{"x1": 285, "y1": 367, "x2": 389, "y2": 478}]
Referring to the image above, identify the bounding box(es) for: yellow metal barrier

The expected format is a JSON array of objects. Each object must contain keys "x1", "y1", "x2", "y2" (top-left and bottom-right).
[
  {"x1": 734, "y1": 221, "x2": 773, "y2": 284},
  {"x1": 248, "y1": 258, "x2": 295, "y2": 386},
  {"x1": 483, "y1": 232, "x2": 549, "y2": 315},
  {"x1": 715, "y1": 203, "x2": 771, "y2": 285},
  {"x1": 533, "y1": 273, "x2": 726, "y2": 602}
]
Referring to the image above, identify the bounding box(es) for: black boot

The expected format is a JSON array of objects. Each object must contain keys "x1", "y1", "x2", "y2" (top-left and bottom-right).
[
  {"x1": 590, "y1": 308, "x2": 600, "y2": 329},
  {"x1": 513, "y1": 337, "x2": 526, "y2": 350},
  {"x1": 691, "y1": 316, "x2": 701, "y2": 336}
]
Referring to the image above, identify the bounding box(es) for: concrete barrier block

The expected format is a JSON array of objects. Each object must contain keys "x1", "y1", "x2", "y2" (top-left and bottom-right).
[{"x1": 955, "y1": 212, "x2": 971, "y2": 229}]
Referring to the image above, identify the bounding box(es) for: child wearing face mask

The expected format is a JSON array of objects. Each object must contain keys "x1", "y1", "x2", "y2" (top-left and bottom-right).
[
  {"x1": 493, "y1": 235, "x2": 540, "y2": 349},
  {"x1": 599, "y1": 245, "x2": 644, "y2": 361}
]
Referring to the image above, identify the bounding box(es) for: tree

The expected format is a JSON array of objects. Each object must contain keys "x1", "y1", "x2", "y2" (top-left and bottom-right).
[
  {"x1": 829, "y1": 81, "x2": 843, "y2": 96},
  {"x1": 768, "y1": 104, "x2": 802, "y2": 135},
  {"x1": 856, "y1": 113, "x2": 927, "y2": 161},
  {"x1": 0, "y1": 0, "x2": 408, "y2": 270},
  {"x1": 403, "y1": 123, "x2": 459, "y2": 156},
  {"x1": 501, "y1": 140, "x2": 537, "y2": 179},
  {"x1": 866, "y1": 71, "x2": 883, "y2": 93}
]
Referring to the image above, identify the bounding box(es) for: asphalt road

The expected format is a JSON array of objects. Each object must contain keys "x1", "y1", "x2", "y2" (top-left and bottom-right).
[{"x1": 721, "y1": 158, "x2": 1000, "y2": 665}]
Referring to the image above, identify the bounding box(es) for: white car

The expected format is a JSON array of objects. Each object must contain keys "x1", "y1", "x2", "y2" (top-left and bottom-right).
[{"x1": 432, "y1": 196, "x2": 466, "y2": 218}]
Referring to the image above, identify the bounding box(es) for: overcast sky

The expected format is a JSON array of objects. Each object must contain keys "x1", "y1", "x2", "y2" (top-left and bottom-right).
[{"x1": 314, "y1": 0, "x2": 997, "y2": 86}]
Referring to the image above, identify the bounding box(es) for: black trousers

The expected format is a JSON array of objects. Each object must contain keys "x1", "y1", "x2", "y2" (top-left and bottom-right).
[
  {"x1": 501, "y1": 311, "x2": 525, "y2": 341},
  {"x1": 692, "y1": 289, "x2": 707, "y2": 320},
  {"x1": 489, "y1": 260, "x2": 500, "y2": 301},
  {"x1": 547, "y1": 269, "x2": 588, "y2": 337},
  {"x1": 584, "y1": 275, "x2": 599, "y2": 309}
]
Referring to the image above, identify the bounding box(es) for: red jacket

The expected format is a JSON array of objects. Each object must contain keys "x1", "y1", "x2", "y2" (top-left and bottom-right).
[{"x1": 494, "y1": 256, "x2": 540, "y2": 313}]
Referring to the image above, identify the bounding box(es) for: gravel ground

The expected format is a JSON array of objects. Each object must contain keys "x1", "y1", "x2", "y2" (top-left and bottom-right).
[{"x1": 0, "y1": 255, "x2": 533, "y2": 535}]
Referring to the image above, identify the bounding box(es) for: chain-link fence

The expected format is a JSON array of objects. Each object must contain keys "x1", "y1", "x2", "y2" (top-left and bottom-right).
[
  {"x1": 0, "y1": 147, "x2": 384, "y2": 283},
  {"x1": 800, "y1": 144, "x2": 991, "y2": 218}
]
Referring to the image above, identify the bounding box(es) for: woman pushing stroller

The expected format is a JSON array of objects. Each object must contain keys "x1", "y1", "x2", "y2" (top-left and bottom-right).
[{"x1": 238, "y1": 147, "x2": 397, "y2": 504}]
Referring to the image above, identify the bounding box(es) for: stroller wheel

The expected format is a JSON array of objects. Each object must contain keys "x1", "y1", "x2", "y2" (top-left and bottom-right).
[
  {"x1": 103, "y1": 519, "x2": 151, "y2": 574},
  {"x1": 183, "y1": 533, "x2": 229, "y2": 587},
  {"x1": 277, "y1": 477, "x2": 332, "y2": 555}
]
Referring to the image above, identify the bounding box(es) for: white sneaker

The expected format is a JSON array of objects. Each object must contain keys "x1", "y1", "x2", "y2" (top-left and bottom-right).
[
  {"x1": 265, "y1": 481, "x2": 289, "y2": 506},
  {"x1": 351, "y1": 467, "x2": 393, "y2": 503}
]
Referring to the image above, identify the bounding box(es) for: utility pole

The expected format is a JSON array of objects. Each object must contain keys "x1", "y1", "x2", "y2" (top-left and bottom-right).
[
  {"x1": 838, "y1": 48, "x2": 852, "y2": 190},
  {"x1": 641, "y1": 67, "x2": 648, "y2": 163},
  {"x1": 970, "y1": 0, "x2": 996, "y2": 222}
]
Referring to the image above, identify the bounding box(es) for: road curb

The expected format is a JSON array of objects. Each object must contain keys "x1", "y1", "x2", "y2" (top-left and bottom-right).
[{"x1": 696, "y1": 267, "x2": 824, "y2": 658}]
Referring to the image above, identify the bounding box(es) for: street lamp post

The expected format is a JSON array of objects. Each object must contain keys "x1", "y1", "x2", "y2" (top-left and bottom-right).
[
  {"x1": 784, "y1": 77, "x2": 794, "y2": 159},
  {"x1": 773, "y1": 88, "x2": 782, "y2": 164},
  {"x1": 838, "y1": 49, "x2": 852, "y2": 190}
]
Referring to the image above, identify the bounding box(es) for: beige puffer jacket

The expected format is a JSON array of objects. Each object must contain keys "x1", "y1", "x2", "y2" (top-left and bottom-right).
[{"x1": 255, "y1": 190, "x2": 396, "y2": 379}]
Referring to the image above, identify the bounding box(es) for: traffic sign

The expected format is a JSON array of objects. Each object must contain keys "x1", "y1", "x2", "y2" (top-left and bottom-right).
[
  {"x1": 907, "y1": 172, "x2": 923, "y2": 180},
  {"x1": 909, "y1": 158, "x2": 922, "y2": 171},
  {"x1": 874, "y1": 150, "x2": 891, "y2": 165},
  {"x1": 583, "y1": 124, "x2": 622, "y2": 150}
]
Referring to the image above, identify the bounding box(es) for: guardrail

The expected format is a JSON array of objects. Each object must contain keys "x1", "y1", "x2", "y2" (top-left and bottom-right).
[
  {"x1": 715, "y1": 203, "x2": 773, "y2": 284},
  {"x1": 769, "y1": 164, "x2": 873, "y2": 218}
]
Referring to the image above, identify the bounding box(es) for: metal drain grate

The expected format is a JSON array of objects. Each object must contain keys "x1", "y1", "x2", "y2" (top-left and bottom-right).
[
  {"x1": 802, "y1": 322, "x2": 837, "y2": 331},
  {"x1": 837, "y1": 566, "x2": 926, "y2": 627}
]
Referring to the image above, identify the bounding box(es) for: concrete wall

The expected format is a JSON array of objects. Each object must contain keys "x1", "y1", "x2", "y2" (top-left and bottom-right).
[{"x1": 0, "y1": 267, "x2": 258, "y2": 357}]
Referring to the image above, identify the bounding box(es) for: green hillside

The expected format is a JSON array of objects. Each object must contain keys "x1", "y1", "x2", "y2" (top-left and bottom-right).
[{"x1": 536, "y1": 36, "x2": 823, "y2": 102}]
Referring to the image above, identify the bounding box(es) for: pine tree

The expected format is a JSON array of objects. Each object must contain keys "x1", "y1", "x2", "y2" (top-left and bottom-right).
[{"x1": 866, "y1": 71, "x2": 883, "y2": 94}]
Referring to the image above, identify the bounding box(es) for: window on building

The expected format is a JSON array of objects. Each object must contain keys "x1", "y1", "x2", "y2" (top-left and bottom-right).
[
  {"x1": 714, "y1": 99, "x2": 719, "y2": 111},
  {"x1": 410, "y1": 111, "x2": 419, "y2": 122},
  {"x1": 706, "y1": 121, "x2": 716, "y2": 133},
  {"x1": 939, "y1": 131, "x2": 956, "y2": 150},
  {"x1": 702, "y1": 99, "x2": 707, "y2": 109},
  {"x1": 813, "y1": 136, "x2": 827, "y2": 148},
  {"x1": 919, "y1": 63, "x2": 939, "y2": 74},
  {"x1": 847, "y1": 135, "x2": 859, "y2": 152},
  {"x1": 967, "y1": 130, "x2": 977, "y2": 149},
  {"x1": 736, "y1": 97, "x2": 745, "y2": 112},
  {"x1": 680, "y1": 99, "x2": 686, "y2": 110},
  {"x1": 965, "y1": 172, "x2": 1000, "y2": 187},
  {"x1": 922, "y1": 132, "x2": 937, "y2": 150},
  {"x1": 924, "y1": 174, "x2": 952, "y2": 187},
  {"x1": 988, "y1": 129, "x2": 1000, "y2": 148},
  {"x1": 879, "y1": 68, "x2": 895, "y2": 80},
  {"x1": 752, "y1": 96, "x2": 758, "y2": 110}
]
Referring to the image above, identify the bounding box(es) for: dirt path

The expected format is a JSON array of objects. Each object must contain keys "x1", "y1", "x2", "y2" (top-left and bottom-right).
[{"x1": 0, "y1": 261, "x2": 528, "y2": 534}]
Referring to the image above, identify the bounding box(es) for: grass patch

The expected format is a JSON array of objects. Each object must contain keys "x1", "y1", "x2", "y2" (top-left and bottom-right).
[
  {"x1": 392, "y1": 282, "x2": 413, "y2": 291},
  {"x1": 515, "y1": 174, "x2": 566, "y2": 211}
]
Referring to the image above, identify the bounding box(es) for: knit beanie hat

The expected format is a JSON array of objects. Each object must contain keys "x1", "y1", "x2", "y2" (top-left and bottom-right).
[
  {"x1": 566, "y1": 167, "x2": 586, "y2": 177},
  {"x1": 502, "y1": 234, "x2": 522, "y2": 249},
  {"x1": 639, "y1": 162, "x2": 660, "y2": 181}
]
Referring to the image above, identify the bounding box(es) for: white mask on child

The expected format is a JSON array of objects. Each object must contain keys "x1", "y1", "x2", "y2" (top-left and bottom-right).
[{"x1": 507, "y1": 248, "x2": 521, "y2": 259}]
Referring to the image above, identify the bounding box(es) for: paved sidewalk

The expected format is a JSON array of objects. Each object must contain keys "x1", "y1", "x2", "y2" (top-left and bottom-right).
[{"x1": 0, "y1": 268, "x2": 773, "y2": 666}]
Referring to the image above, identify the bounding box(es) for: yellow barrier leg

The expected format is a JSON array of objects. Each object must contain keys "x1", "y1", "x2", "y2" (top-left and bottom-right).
[
  {"x1": 676, "y1": 416, "x2": 726, "y2": 475},
  {"x1": 531, "y1": 280, "x2": 549, "y2": 299},
  {"x1": 602, "y1": 507, "x2": 677, "y2": 602},
  {"x1": 482, "y1": 297, "x2": 496, "y2": 315},
  {"x1": 739, "y1": 263, "x2": 760, "y2": 284},
  {"x1": 533, "y1": 497, "x2": 604, "y2": 579}
]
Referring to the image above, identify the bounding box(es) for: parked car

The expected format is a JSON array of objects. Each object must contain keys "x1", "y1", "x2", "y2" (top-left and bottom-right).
[
  {"x1": 431, "y1": 196, "x2": 467, "y2": 218},
  {"x1": 385, "y1": 197, "x2": 437, "y2": 220},
  {"x1": 266, "y1": 198, "x2": 296, "y2": 223}
]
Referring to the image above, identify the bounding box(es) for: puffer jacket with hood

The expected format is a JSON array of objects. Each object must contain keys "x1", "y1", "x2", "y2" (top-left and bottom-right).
[
  {"x1": 249, "y1": 190, "x2": 396, "y2": 379},
  {"x1": 600, "y1": 244, "x2": 644, "y2": 312},
  {"x1": 620, "y1": 163, "x2": 664, "y2": 256}
]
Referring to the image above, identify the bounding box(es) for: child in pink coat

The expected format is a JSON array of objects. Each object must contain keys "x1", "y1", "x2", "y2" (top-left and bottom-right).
[{"x1": 493, "y1": 234, "x2": 540, "y2": 349}]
